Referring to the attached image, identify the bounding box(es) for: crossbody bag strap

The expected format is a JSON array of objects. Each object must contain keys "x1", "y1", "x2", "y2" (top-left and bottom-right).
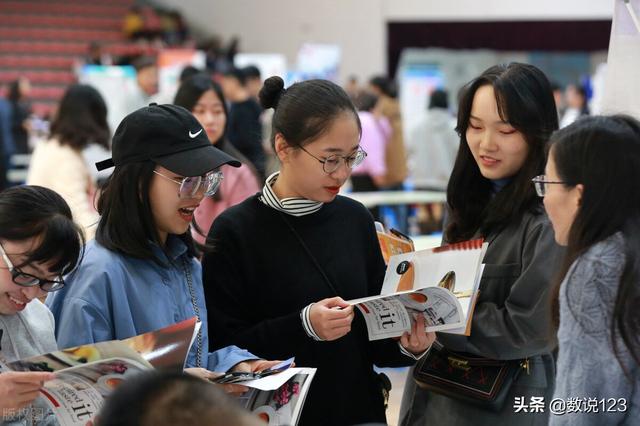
[{"x1": 277, "y1": 212, "x2": 339, "y2": 296}]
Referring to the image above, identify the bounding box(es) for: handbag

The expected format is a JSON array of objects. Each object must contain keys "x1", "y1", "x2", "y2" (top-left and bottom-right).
[{"x1": 413, "y1": 342, "x2": 528, "y2": 412}]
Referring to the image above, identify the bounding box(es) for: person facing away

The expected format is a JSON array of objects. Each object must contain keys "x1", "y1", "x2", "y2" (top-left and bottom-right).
[
  {"x1": 350, "y1": 91, "x2": 390, "y2": 221},
  {"x1": 96, "y1": 371, "x2": 263, "y2": 426},
  {"x1": 27, "y1": 84, "x2": 110, "y2": 240},
  {"x1": 559, "y1": 83, "x2": 589, "y2": 129},
  {"x1": 539, "y1": 115, "x2": 640, "y2": 425},
  {"x1": 202, "y1": 76, "x2": 435, "y2": 426},
  {"x1": 221, "y1": 68, "x2": 266, "y2": 179},
  {"x1": 0, "y1": 185, "x2": 84, "y2": 422},
  {"x1": 173, "y1": 73, "x2": 260, "y2": 246},
  {"x1": 368, "y1": 75, "x2": 408, "y2": 189},
  {"x1": 400, "y1": 63, "x2": 564, "y2": 426},
  {"x1": 407, "y1": 89, "x2": 458, "y2": 191},
  {"x1": 46, "y1": 104, "x2": 279, "y2": 395}
]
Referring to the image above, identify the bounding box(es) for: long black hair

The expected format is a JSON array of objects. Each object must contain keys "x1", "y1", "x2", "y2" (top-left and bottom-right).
[
  {"x1": 446, "y1": 63, "x2": 559, "y2": 242},
  {"x1": 173, "y1": 73, "x2": 228, "y2": 145},
  {"x1": 549, "y1": 114, "x2": 640, "y2": 374},
  {"x1": 96, "y1": 162, "x2": 197, "y2": 266},
  {"x1": 0, "y1": 185, "x2": 84, "y2": 275},
  {"x1": 50, "y1": 84, "x2": 110, "y2": 150}
]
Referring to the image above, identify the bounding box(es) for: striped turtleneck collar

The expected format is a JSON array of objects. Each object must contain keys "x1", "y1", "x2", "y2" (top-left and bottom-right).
[{"x1": 259, "y1": 172, "x2": 324, "y2": 217}]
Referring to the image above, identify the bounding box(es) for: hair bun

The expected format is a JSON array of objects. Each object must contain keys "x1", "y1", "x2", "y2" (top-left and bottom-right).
[{"x1": 259, "y1": 76, "x2": 286, "y2": 110}]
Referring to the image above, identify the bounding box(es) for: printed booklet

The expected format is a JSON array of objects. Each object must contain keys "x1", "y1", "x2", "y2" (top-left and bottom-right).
[
  {"x1": 348, "y1": 238, "x2": 487, "y2": 340},
  {"x1": 0, "y1": 318, "x2": 315, "y2": 426}
]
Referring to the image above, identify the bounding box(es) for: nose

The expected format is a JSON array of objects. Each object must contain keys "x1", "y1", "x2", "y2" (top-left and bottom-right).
[
  {"x1": 478, "y1": 130, "x2": 496, "y2": 151},
  {"x1": 330, "y1": 159, "x2": 351, "y2": 182},
  {"x1": 21, "y1": 284, "x2": 43, "y2": 301}
]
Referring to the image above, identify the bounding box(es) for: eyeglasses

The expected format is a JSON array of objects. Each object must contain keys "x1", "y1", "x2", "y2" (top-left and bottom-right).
[
  {"x1": 153, "y1": 170, "x2": 224, "y2": 198},
  {"x1": 531, "y1": 175, "x2": 567, "y2": 197},
  {"x1": 299, "y1": 146, "x2": 367, "y2": 174},
  {"x1": 0, "y1": 241, "x2": 65, "y2": 292}
]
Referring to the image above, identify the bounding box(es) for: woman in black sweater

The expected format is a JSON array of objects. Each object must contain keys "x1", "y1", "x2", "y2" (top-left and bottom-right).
[{"x1": 202, "y1": 77, "x2": 433, "y2": 425}]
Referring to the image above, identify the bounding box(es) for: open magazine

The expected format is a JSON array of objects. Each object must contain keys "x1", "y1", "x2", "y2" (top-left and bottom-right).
[
  {"x1": 236, "y1": 368, "x2": 317, "y2": 426},
  {"x1": 0, "y1": 318, "x2": 199, "y2": 425},
  {"x1": 348, "y1": 239, "x2": 488, "y2": 340},
  {"x1": 0, "y1": 318, "x2": 316, "y2": 426}
]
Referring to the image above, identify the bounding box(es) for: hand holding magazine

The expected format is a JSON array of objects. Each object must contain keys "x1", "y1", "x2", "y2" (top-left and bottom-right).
[
  {"x1": 348, "y1": 239, "x2": 487, "y2": 341},
  {"x1": 0, "y1": 319, "x2": 316, "y2": 426}
]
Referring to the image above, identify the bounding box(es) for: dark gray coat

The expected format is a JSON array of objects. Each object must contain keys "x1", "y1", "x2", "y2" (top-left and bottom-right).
[{"x1": 400, "y1": 209, "x2": 563, "y2": 426}]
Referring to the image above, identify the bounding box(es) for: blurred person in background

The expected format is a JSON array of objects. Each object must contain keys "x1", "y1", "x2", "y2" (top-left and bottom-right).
[
  {"x1": 174, "y1": 73, "x2": 260, "y2": 246},
  {"x1": 221, "y1": 68, "x2": 265, "y2": 179},
  {"x1": 0, "y1": 94, "x2": 15, "y2": 191},
  {"x1": 407, "y1": 89, "x2": 458, "y2": 233},
  {"x1": 8, "y1": 77, "x2": 32, "y2": 155},
  {"x1": 408, "y1": 89, "x2": 458, "y2": 191},
  {"x1": 127, "y1": 56, "x2": 159, "y2": 113},
  {"x1": 368, "y1": 75, "x2": 409, "y2": 231},
  {"x1": 559, "y1": 83, "x2": 589, "y2": 128},
  {"x1": 27, "y1": 84, "x2": 110, "y2": 240},
  {"x1": 242, "y1": 65, "x2": 262, "y2": 101},
  {"x1": 350, "y1": 91, "x2": 389, "y2": 221}
]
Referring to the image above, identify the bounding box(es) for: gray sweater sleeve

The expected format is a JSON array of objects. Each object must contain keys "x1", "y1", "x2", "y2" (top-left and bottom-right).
[{"x1": 550, "y1": 233, "x2": 640, "y2": 425}]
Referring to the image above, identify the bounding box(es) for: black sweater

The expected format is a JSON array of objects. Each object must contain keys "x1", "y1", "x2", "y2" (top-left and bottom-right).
[{"x1": 202, "y1": 194, "x2": 414, "y2": 426}]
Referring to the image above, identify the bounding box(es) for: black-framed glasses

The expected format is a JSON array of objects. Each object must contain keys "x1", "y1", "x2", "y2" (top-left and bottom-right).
[
  {"x1": 299, "y1": 146, "x2": 367, "y2": 174},
  {"x1": 531, "y1": 175, "x2": 567, "y2": 197},
  {"x1": 153, "y1": 170, "x2": 224, "y2": 198},
  {"x1": 0, "y1": 241, "x2": 65, "y2": 292}
]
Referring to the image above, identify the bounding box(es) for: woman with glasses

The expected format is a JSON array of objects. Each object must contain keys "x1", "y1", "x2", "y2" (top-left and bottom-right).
[
  {"x1": 0, "y1": 185, "x2": 83, "y2": 419},
  {"x1": 173, "y1": 73, "x2": 260, "y2": 247},
  {"x1": 202, "y1": 77, "x2": 433, "y2": 426},
  {"x1": 47, "y1": 104, "x2": 279, "y2": 394},
  {"x1": 400, "y1": 63, "x2": 564, "y2": 426},
  {"x1": 539, "y1": 115, "x2": 640, "y2": 425}
]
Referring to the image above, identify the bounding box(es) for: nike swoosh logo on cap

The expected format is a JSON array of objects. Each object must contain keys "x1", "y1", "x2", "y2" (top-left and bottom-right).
[{"x1": 189, "y1": 129, "x2": 203, "y2": 138}]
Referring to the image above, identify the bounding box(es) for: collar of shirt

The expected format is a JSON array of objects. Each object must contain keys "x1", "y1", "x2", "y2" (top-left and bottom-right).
[
  {"x1": 259, "y1": 171, "x2": 323, "y2": 217},
  {"x1": 149, "y1": 235, "x2": 189, "y2": 263}
]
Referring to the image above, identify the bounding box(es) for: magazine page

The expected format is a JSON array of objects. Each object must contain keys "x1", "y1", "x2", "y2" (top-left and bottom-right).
[
  {"x1": 7, "y1": 340, "x2": 152, "y2": 373},
  {"x1": 236, "y1": 368, "x2": 317, "y2": 426},
  {"x1": 3, "y1": 319, "x2": 199, "y2": 425},
  {"x1": 348, "y1": 286, "x2": 465, "y2": 340},
  {"x1": 122, "y1": 317, "x2": 200, "y2": 370},
  {"x1": 376, "y1": 222, "x2": 415, "y2": 264},
  {"x1": 30, "y1": 357, "x2": 149, "y2": 426},
  {"x1": 380, "y1": 239, "x2": 487, "y2": 295}
]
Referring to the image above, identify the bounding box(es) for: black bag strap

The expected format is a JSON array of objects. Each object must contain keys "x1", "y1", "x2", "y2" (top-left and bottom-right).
[{"x1": 278, "y1": 212, "x2": 340, "y2": 296}]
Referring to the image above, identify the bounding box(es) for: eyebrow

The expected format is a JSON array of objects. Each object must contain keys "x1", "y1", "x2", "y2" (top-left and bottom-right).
[
  {"x1": 322, "y1": 144, "x2": 360, "y2": 154},
  {"x1": 469, "y1": 114, "x2": 512, "y2": 126}
]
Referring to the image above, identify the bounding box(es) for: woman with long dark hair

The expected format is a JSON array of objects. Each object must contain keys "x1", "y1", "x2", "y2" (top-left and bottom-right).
[
  {"x1": 28, "y1": 84, "x2": 110, "y2": 240},
  {"x1": 173, "y1": 73, "x2": 260, "y2": 245},
  {"x1": 540, "y1": 115, "x2": 640, "y2": 424},
  {"x1": 47, "y1": 104, "x2": 277, "y2": 391},
  {"x1": 400, "y1": 63, "x2": 564, "y2": 425}
]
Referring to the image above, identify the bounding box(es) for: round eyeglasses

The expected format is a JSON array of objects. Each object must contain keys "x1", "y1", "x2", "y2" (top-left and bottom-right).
[
  {"x1": 153, "y1": 170, "x2": 224, "y2": 198},
  {"x1": 299, "y1": 146, "x2": 368, "y2": 174},
  {"x1": 531, "y1": 175, "x2": 567, "y2": 197},
  {"x1": 0, "y1": 242, "x2": 65, "y2": 292}
]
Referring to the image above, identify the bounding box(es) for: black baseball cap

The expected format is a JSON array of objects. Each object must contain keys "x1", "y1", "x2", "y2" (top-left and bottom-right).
[{"x1": 96, "y1": 103, "x2": 240, "y2": 176}]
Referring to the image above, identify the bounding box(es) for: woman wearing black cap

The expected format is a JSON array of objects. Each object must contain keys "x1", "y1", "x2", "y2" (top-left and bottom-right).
[
  {"x1": 202, "y1": 77, "x2": 434, "y2": 425},
  {"x1": 47, "y1": 104, "x2": 278, "y2": 391}
]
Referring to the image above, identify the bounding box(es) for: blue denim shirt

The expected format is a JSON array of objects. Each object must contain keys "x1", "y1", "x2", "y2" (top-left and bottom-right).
[{"x1": 47, "y1": 237, "x2": 257, "y2": 372}]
